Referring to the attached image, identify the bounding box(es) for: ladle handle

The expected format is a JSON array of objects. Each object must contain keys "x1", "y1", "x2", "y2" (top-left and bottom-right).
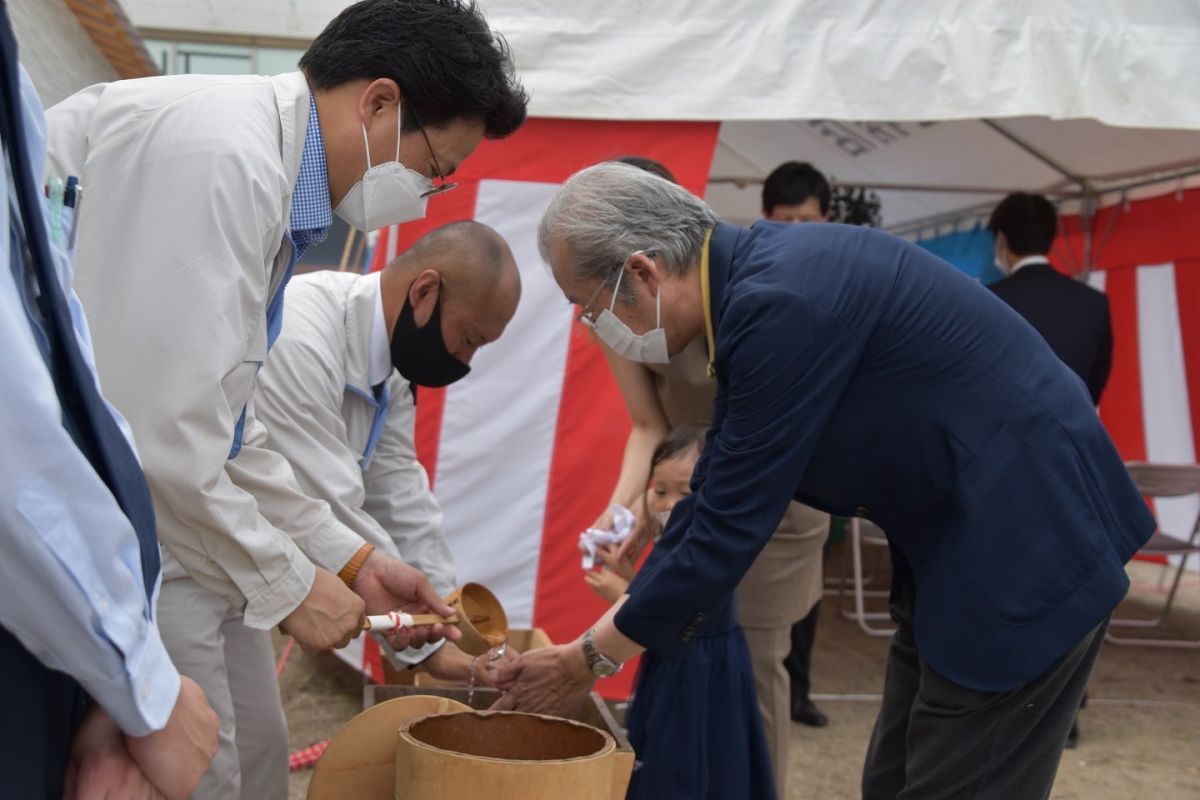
[{"x1": 361, "y1": 612, "x2": 461, "y2": 632}]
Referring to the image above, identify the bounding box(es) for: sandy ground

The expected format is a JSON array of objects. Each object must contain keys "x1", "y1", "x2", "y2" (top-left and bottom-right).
[{"x1": 282, "y1": 557, "x2": 1200, "y2": 799}]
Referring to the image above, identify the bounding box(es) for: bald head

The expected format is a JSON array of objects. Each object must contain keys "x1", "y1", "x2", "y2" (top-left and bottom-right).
[
  {"x1": 380, "y1": 220, "x2": 521, "y2": 366},
  {"x1": 400, "y1": 221, "x2": 518, "y2": 297}
]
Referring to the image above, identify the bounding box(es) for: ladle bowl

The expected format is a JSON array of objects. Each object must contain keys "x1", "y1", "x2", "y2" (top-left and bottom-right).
[{"x1": 443, "y1": 582, "x2": 508, "y2": 656}]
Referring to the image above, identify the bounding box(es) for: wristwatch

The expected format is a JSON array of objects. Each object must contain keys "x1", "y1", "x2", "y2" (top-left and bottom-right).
[{"x1": 581, "y1": 628, "x2": 622, "y2": 678}]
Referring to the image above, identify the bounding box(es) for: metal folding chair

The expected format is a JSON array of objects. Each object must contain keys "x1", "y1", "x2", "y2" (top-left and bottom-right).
[
  {"x1": 1106, "y1": 462, "x2": 1200, "y2": 648},
  {"x1": 837, "y1": 518, "x2": 896, "y2": 637}
]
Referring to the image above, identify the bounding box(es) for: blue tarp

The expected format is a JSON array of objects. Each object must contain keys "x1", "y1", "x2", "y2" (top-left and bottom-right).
[{"x1": 916, "y1": 225, "x2": 1004, "y2": 286}]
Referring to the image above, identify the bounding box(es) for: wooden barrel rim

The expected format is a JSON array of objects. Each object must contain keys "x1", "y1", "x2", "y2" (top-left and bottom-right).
[{"x1": 399, "y1": 710, "x2": 616, "y2": 765}]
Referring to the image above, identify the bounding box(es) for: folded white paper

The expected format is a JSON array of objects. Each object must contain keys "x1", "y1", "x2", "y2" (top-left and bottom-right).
[{"x1": 580, "y1": 504, "x2": 635, "y2": 569}]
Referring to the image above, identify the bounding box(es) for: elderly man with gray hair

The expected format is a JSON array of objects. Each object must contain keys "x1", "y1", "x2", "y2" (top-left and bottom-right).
[{"x1": 494, "y1": 162, "x2": 1153, "y2": 799}]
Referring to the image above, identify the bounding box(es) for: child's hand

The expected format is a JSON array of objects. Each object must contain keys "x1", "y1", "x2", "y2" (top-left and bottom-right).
[
  {"x1": 617, "y1": 513, "x2": 653, "y2": 563},
  {"x1": 596, "y1": 543, "x2": 636, "y2": 581},
  {"x1": 584, "y1": 568, "x2": 629, "y2": 603}
]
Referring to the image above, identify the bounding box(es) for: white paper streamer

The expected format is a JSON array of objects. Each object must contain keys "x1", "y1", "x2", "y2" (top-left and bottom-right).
[{"x1": 579, "y1": 504, "x2": 635, "y2": 569}]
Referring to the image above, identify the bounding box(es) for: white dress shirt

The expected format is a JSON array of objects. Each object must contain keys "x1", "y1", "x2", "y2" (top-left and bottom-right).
[
  {"x1": 1010, "y1": 255, "x2": 1051, "y2": 272},
  {"x1": 369, "y1": 278, "x2": 392, "y2": 387},
  {"x1": 0, "y1": 67, "x2": 178, "y2": 737}
]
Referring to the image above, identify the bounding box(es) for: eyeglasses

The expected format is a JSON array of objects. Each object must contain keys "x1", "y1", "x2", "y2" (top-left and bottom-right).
[
  {"x1": 408, "y1": 107, "x2": 458, "y2": 199},
  {"x1": 576, "y1": 278, "x2": 611, "y2": 328}
]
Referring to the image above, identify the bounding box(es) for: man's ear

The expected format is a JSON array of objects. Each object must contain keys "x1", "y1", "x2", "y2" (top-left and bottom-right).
[
  {"x1": 408, "y1": 268, "x2": 442, "y2": 326},
  {"x1": 994, "y1": 232, "x2": 1010, "y2": 264},
  {"x1": 626, "y1": 252, "x2": 663, "y2": 295},
  {"x1": 359, "y1": 78, "x2": 402, "y2": 126}
]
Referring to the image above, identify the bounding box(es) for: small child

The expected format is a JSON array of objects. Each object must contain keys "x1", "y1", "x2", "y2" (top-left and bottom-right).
[{"x1": 585, "y1": 424, "x2": 705, "y2": 602}]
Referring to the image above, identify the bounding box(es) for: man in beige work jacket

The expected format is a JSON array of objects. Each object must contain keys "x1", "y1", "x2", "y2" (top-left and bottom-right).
[
  {"x1": 44, "y1": 1, "x2": 527, "y2": 795},
  {"x1": 255, "y1": 221, "x2": 520, "y2": 679}
]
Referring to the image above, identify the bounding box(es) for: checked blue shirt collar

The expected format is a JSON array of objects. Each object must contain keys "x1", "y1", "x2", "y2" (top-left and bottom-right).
[{"x1": 289, "y1": 93, "x2": 332, "y2": 258}]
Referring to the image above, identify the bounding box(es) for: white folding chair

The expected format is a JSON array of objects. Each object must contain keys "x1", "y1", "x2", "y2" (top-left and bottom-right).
[
  {"x1": 837, "y1": 518, "x2": 896, "y2": 637},
  {"x1": 1106, "y1": 462, "x2": 1200, "y2": 648}
]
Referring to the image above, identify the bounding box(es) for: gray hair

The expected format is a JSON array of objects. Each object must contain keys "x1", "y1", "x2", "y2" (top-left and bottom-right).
[{"x1": 538, "y1": 162, "x2": 719, "y2": 302}]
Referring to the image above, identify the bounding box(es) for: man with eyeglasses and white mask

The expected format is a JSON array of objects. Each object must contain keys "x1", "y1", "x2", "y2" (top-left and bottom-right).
[
  {"x1": 495, "y1": 162, "x2": 1153, "y2": 800},
  {"x1": 45, "y1": 1, "x2": 526, "y2": 795}
]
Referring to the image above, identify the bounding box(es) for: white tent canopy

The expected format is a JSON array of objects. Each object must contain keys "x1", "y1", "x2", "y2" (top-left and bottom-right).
[
  {"x1": 126, "y1": 0, "x2": 1200, "y2": 125},
  {"x1": 708, "y1": 116, "x2": 1200, "y2": 231},
  {"x1": 123, "y1": 0, "x2": 1200, "y2": 231}
]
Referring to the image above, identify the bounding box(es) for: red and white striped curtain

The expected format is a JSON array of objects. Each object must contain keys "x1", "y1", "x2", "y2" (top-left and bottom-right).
[{"x1": 1057, "y1": 189, "x2": 1200, "y2": 547}]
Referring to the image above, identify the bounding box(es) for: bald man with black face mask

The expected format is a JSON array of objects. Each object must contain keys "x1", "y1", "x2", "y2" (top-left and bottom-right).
[{"x1": 252, "y1": 220, "x2": 521, "y2": 675}]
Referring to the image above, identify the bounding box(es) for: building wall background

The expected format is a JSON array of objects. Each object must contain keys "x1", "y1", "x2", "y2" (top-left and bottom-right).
[{"x1": 9, "y1": 0, "x2": 119, "y2": 107}]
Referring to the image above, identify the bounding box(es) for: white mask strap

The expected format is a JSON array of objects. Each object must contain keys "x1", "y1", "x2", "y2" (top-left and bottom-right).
[
  {"x1": 400, "y1": 104, "x2": 410, "y2": 164},
  {"x1": 609, "y1": 266, "x2": 625, "y2": 312},
  {"x1": 360, "y1": 123, "x2": 373, "y2": 170}
]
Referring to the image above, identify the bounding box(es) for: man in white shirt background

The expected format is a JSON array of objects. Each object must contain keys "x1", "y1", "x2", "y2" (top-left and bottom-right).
[{"x1": 255, "y1": 220, "x2": 521, "y2": 679}]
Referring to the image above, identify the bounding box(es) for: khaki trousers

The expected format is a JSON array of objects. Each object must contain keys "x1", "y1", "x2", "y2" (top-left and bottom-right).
[
  {"x1": 737, "y1": 502, "x2": 830, "y2": 799},
  {"x1": 742, "y1": 624, "x2": 793, "y2": 798},
  {"x1": 158, "y1": 576, "x2": 290, "y2": 800}
]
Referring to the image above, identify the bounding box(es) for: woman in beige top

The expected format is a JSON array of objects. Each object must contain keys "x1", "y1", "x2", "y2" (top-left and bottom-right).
[{"x1": 594, "y1": 333, "x2": 828, "y2": 800}]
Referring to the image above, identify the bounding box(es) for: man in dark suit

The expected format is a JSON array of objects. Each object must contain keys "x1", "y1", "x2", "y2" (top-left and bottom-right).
[
  {"x1": 498, "y1": 163, "x2": 1155, "y2": 799},
  {"x1": 988, "y1": 192, "x2": 1116, "y2": 749},
  {"x1": 988, "y1": 192, "x2": 1113, "y2": 405}
]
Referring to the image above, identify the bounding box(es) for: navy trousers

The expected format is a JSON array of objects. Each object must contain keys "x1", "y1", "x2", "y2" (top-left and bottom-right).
[{"x1": 0, "y1": 626, "x2": 87, "y2": 797}]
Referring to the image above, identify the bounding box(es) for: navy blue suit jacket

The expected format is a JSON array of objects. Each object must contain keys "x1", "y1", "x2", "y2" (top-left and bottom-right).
[{"x1": 616, "y1": 221, "x2": 1154, "y2": 691}]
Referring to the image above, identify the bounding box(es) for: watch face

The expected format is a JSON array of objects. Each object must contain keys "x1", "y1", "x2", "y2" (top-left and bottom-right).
[{"x1": 592, "y1": 660, "x2": 619, "y2": 678}]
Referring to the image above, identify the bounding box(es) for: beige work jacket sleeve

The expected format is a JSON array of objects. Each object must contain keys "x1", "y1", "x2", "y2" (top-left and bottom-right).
[{"x1": 224, "y1": 399, "x2": 368, "y2": 579}]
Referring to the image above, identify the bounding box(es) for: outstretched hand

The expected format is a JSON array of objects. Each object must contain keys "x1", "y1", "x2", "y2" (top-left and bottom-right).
[
  {"x1": 490, "y1": 643, "x2": 596, "y2": 716},
  {"x1": 354, "y1": 551, "x2": 462, "y2": 651}
]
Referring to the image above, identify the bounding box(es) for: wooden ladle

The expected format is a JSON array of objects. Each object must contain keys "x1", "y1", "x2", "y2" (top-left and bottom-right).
[{"x1": 361, "y1": 611, "x2": 490, "y2": 633}]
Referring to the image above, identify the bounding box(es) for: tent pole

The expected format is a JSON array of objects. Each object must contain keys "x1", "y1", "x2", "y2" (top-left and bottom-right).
[
  {"x1": 706, "y1": 176, "x2": 1081, "y2": 197},
  {"x1": 1095, "y1": 164, "x2": 1200, "y2": 197},
  {"x1": 889, "y1": 167, "x2": 1200, "y2": 240},
  {"x1": 1090, "y1": 192, "x2": 1127, "y2": 273},
  {"x1": 1080, "y1": 188, "x2": 1097, "y2": 277},
  {"x1": 887, "y1": 200, "x2": 1003, "y2": 239},
  {"x1": 981, "y1": 120, "x2": 1086, "y2": 188}
]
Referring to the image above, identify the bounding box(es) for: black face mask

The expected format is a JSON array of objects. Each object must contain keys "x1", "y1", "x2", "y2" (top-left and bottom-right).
[{"x1": 390, "y1": 283, "x2": 471, "y2": 388}]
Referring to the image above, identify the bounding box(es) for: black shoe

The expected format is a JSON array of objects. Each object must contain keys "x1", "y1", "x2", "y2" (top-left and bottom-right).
[
  {"x1": 1065, "y1": 721, "x2": 1079, "y2": 749},
  {"x1": 791, "y1": 697, "x2": 829, "y2": 727}
]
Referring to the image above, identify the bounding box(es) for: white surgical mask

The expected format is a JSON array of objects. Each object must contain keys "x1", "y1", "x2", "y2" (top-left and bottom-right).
[
  {"x1": 653, "y1": 509, "x2": 671, "y2": 528},
  {"x1": 584, "y1": 262, "x2": 669, "y2": 364},
  {"x1": 334, "y1": 106, "x2": 430, "y2": 232}
]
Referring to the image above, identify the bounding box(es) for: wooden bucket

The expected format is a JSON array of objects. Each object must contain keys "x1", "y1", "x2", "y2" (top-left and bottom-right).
[
  {"x1": 442, "y1": 582, "x2": 508, "y2": 656},
  {"x1": 306, "y1": 695, "x2": 470, "y2": 800},
  {"x1": 367, "y1": 685, "x2": 634, "y2": 800},
  {"x1": 395, "y1": 711, "x2": 617, "y2": 799}
]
